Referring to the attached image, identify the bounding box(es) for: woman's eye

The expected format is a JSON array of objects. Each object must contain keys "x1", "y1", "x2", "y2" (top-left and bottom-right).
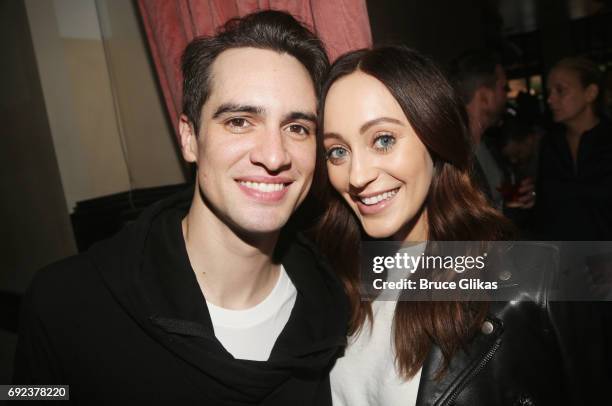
[
  {"x1": 373, "y1": 134, "x2": 396, "y2": 151},
  {"x1": 326, "y1": 147, "x2": 349, "y2": 164},
  {"x1": 286, "y1": 124, "x2": 310, "y2": 137}
]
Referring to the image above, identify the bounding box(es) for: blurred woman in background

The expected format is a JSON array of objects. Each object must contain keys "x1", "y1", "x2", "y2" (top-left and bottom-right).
[{"x1": 537, "y1": 57, "x2": 612, "y2": 240}]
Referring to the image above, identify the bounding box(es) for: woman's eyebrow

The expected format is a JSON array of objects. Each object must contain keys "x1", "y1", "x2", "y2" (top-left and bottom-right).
[
  {"x1": 359, "y1": 117, "x2": 404, "y2": 134},
  {"x1": 324, "y1": 117, "x2": 405, "y2": 142},
  {"x1": 323, "y1": 132, "x2": 346, "y2": 143}
]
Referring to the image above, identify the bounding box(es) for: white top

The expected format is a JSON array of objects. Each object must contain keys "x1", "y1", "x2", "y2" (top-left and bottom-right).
[
  {"x1": 206, "y1": 266, "x2": 297, "y2": 361},
  {"x1": 330, "y1": 244, "x2": 425, "y2": 406}
]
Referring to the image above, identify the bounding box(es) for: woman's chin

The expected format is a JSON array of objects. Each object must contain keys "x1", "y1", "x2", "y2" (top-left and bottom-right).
[
  {"x1": 362, "y1": 223, "x2": 402, "y2": 240},
  {"x1": 359, "y1": 209, "x2": 427, "y2": 241}
]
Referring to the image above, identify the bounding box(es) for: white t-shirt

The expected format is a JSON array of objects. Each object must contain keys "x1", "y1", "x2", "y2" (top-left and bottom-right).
[
  {"x1": 206, "y1": 266, "x2": 297, "y2": 361},
  {"x1": 330, "y1": 244, "x2": 425, "y2": 406}
]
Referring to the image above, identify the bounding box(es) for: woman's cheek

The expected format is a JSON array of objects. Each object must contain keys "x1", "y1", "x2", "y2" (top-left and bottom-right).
[{"x1": 327, "y1": 165, "x2": 345, "y2": 191}]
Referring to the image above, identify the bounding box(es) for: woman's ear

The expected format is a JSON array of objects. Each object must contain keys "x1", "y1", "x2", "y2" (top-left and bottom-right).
[{"x1": 178, "y1": 115, "x2": 198, "y2": 163}]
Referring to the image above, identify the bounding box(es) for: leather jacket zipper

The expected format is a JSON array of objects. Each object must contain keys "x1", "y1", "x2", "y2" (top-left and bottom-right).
[{"x1": 440, "y1": 339, "x2": 502, "y2": 406}]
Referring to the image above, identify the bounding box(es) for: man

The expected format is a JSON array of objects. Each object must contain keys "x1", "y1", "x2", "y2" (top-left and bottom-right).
[
  {"x1": 450, "y1": 50, "x2": 534, "y2": 211},
  {"x1": 13, "y1": 11, "x2": 347, "y2": 405}
]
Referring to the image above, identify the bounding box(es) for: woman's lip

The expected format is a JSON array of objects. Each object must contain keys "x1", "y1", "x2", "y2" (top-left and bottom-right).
[
  {"x1": 354, "y1": 188, "x2": 400, "y2": 215},
  {"x1": 355, "y1": 187, "x2": 400, "y2": 199}
]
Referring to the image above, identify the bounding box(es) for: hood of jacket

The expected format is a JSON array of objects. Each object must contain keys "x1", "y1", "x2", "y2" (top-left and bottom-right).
[{"x1": 85, "y1": 188, "x2": 348, "y2": 404}]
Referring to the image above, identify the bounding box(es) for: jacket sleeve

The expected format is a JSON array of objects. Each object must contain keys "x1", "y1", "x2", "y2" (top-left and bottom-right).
[{"x1": 12, "y1": 271, "x2": 65, "y2": 384}]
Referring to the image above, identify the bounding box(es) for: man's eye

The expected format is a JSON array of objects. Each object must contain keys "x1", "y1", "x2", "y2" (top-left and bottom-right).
[
  {"x1": 287, "y1": 124, "x2": 310, "y2": 136},
  {"x1": 373, "y1": 134, "x2": 396, "y2": 151},
  {"x1": 226, "y1": 118, "x2": 251, "y2": 130},
  {"x1": 326, "y1": 147, "x2": 349, "y2": 164}
]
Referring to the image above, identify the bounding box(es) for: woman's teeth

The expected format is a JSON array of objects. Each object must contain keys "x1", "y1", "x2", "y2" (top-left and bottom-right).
[
  {"x1": 360, "y1": 189, "x2": 398, "y2": 206},
  {"x1": 239, "y1": 181, "x2": 286, "y2": 193}
]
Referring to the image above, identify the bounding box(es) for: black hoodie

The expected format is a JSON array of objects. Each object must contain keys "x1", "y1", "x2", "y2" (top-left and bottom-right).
[{"x1": 13, "y1": 190, "x2": 348, "y2": 405}]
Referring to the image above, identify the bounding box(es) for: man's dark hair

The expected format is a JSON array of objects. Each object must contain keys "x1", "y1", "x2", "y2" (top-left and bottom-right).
[
  {"x1": 181, "y1": 10, "x2": 329, "y2": 135},
  {"x1": 448, "y1": 50, "x2": 501, "y2": 105}
]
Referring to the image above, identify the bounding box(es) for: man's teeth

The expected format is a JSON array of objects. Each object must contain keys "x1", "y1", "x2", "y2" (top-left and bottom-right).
[
  {"x1": 239, "y1": 181, "x2": 286, "y2": 193},
  {"x1": 360, "y1": 189, "x2": 398, "y2": 206}
]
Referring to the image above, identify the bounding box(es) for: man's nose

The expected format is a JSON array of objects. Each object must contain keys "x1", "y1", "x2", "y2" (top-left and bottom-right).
[
  {"x1": 348, "y1": 152, "x2": 378, "y2": 190},
  {"x1": 249, "y1": 129, "x2": 291, "y2": 172}
]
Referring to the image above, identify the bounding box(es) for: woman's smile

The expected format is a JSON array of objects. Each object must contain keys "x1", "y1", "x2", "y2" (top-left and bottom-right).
[{"x1": 353, "y1": 187, "x2": 400, "y2": 215}]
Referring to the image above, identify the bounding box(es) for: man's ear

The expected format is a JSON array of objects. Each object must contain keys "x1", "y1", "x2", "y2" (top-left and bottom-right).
[
  {"x1": 585, "y1": 83, "x2": 599, "y2": 104},
  {"x1": 477, "y1": 86, "x2": 495, "y2": 110},
  {"x1": 179, "y1": 114, "x2": 198, "y2": 163}
]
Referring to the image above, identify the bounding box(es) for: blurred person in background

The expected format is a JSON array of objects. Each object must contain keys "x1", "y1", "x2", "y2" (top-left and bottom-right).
[
  {"x1": 449, "y1": 50, "x2": 535, "y2": 211},
  {"x1": 492, "y1": 114, "x2": 543, "y2": 237},
  {"x1": 539, "y1": 56, "x2": 612, "y2": 386},
  {"x1": 497, "y1": 116, "x2": 541, "y2": 181},
  {"x1": 537, "y1": 57, "x2": 612, "y2": 240}
]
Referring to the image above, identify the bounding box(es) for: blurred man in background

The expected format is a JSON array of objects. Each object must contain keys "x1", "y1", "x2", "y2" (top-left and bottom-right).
[{"x1": 450, "y1": 50, "x2": 535, "y2": 211}]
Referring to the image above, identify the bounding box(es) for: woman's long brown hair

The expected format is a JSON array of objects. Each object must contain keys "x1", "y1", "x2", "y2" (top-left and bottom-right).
[{"x1": 313, "y1": 46, "x2": 513, "y2": 379}]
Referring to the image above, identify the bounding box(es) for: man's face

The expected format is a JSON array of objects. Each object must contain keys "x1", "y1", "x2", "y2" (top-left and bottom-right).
[
  {"x1": 180, "y1": 48, "x2": 317, "y2": 235},
  {"x1": 482, "y1": 64, "x2": 508, "y2": 127}
]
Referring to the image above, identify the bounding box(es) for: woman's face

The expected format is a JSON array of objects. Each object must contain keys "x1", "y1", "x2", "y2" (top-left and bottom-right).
[
  {"x1": 547, "y1": 67, "x2": 597, "y2": 124},
  {"x1": 323, "y1": 71, "x2": 433, "y2": 241}
]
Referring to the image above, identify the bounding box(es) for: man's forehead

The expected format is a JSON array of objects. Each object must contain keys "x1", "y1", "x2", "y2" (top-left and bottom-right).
[{"x1": 206, "y1": 47, "x2": 316, "y2": 110}]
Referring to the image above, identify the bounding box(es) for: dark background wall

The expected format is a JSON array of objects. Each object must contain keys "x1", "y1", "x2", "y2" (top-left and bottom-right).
[
  {"x1": 0, "y1": 1, "x2": 77, "y2": 293},
  {"x1": 0, "y1": 0, "x2": 77, "y2": 383},
  {"x1": 366, "y1": 0, "x2": 488, "y2": 64},
  {"x1": 366, "y1": 0, "x2": 612, "y2": 73}
]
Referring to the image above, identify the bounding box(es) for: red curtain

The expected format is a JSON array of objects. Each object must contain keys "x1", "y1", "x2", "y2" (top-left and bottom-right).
[{"x1": 137, "y1": 0, "x2": 372, "y2": 139}]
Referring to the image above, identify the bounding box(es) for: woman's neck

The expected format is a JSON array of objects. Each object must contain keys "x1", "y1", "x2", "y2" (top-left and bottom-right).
[{"x1": 565, "y1": 108, "x2": 599, "y2": 138}]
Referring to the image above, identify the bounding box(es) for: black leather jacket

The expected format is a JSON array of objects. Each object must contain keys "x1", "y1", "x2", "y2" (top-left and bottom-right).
[{"x1": 415, "y1": 243, "x2": 610, "y2": 406}]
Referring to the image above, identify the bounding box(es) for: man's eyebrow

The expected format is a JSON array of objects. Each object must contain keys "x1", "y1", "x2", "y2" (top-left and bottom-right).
[
  {"x1": 212, "y1": 103, "x2": 265, "y2": 119},
  {"x1": 283, "y1": 111, "x2": 317, "y2": 124},
  {"x1": 359, "y1": 117, "x2": 404, "y2": 134}
]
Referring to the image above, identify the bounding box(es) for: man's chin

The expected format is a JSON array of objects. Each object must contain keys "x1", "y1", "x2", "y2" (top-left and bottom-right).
[{"x1": 227, "y1": 211, "x2": 291, "y2": 238}]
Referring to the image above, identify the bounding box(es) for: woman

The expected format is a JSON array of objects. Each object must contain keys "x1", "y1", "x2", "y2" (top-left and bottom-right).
[
  {"x1": 315, "y1": 46, "x2": 606, "y2": 405},
  {"x1": 537, "y1": 57, "x2": 612, "y2": 240}
]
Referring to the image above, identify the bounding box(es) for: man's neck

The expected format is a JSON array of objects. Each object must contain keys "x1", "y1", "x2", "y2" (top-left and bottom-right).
[
  {"x1": 182, "y1": 188, "x2": 281, "y2": 310},
  {"x1": 467, "y1": 104, "x2": 487, "y2": 146}
]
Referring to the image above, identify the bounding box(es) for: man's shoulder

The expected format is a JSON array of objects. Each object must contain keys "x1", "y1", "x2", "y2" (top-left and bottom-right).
[
  {"x1": 24, "y1": 253, "x2": 105, "y2": 317},
  {"x1": 38, "y1": 253, "x2": 93, "y2": 278},
  {"x1": 283, "y1": 233, "x2": 335, "y2": 274},
  {"x1": 281, "y1": 233, "x2": 348, "y2": 306}
]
